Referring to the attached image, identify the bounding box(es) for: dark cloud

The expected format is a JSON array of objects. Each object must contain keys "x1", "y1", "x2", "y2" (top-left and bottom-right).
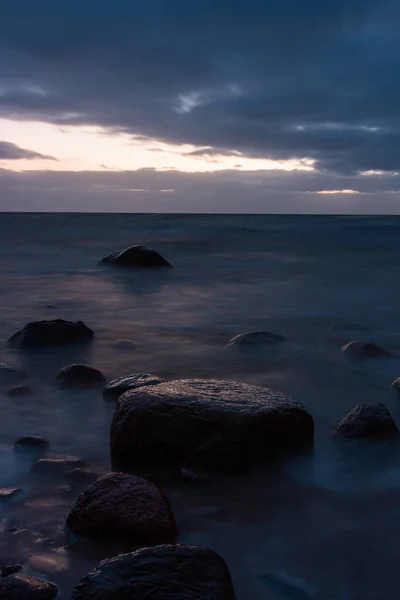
[
  {"x1": 0, "y1": 0, "x2": 399, "y2": 180},
  {"x1": 0, "y1": 141, "x2": 55, "y2": 160}
]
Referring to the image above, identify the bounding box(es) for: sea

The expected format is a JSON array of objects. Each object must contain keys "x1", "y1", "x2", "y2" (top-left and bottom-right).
[{"x1": 1, "y1": 212, "x2": 400, "y2": 599}]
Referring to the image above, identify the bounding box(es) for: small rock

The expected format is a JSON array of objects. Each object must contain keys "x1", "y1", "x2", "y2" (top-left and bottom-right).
[
  {"x1": 113, "y1": 339, "x2": 137, "y2": 351},
  {"x1": 101, "y1": 245, "x2": 172, "y2": 268},
  {"x1": 226, "y1": 330, "x2": 286, "y2": 349},
  {"x1": 0, "y1": 488, "x2": 22, "y2": 501},
  {"x1": 71, "y1": 545, "x2": 236, "y2": 600},
  {"x1": 391, "y1": 378, "x2": 400, "y2": 391},
  {"x1": 45, "y1": 304, "x2": 58, "y2": 310},
  {"x1": 179, "y1": 468, "x2": 200, "y2": 484},
  {"x1": 56, "y1": 364, "x2": 107, "y2": 388},
  {"x1": 0, "y1": 363, "x2": 26, "y2": 385},
  {"x1": 66, "y1": 472, "x2": 178, "y2": 546},
  {"x1": 14, "y1": 437, "x2": 50, "y2": 452},
  {"x1": 30, "y1": 456, "x2": 87, "y2": 476},
  {"x1": 5, "y1": 386, "x2": 32, "y2": 398},
  {"x1": 103, "y1": 373, "x2": 165, "y2": 403},
  {"x1": 334, "y1": 403, "x2": 399, "y2": 439},
  {"x1": 64, "y1": 469, "x2": 100, "y2": 484},
  {"x1": 1, "y1": 564, "x2": 23, "y2": 577},
  {"x1": 0, "y1": 573, "x2": 58, "y2": 599},
  {"x1": 341, "y1": 341, "x2": 391, "y2": 360},
  {"x1": 8, "y1": 319, "x2": 94, "y2": 350},
  {"x1": 57, "y1": 485, "x2": 71, "y2": 496}
]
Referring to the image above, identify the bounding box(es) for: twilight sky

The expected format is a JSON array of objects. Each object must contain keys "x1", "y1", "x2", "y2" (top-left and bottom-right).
[{"x1": 1, "y1": 0, "x2": 400, "y2": 212}]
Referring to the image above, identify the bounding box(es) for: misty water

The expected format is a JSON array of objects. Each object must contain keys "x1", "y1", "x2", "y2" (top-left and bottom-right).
[{"x1": 1, "y1": 213, "x2": 400, "y2": 599}]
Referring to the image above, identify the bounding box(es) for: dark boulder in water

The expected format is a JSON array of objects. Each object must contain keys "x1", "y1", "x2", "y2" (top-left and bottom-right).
[
  {"x1": 334, "y1": 403, "x2": 399, "y2": 439},
  {"x1": 66, "y1": 472, "x2": 177, "y2": 546},
  {"x1": 103, "y1": 373, "x2": 165, "y2": 403},
  {"x1": 101, "y1": 245, "x2": 172, "y2": 268},
  {"x1": 110, "y1": 379, "x2": 314, "y2": 473},
  {"x1": 1, "y1": 564, "x2": 23, "y2": 577},
  {"x1": 8, "y1": 319, "x2": 94, "y2": 349},
  {"x1": 226, "y1": 330, "x2": 286, "y2": 349},
  {"x1": 0, "y1": 363, "x2": 26, "y2": 385},
  {"x1": 72, "y1": 544, "x2": 236, "y2": 600},
  {"x1": 64, "y1": 468, "x2": 100, "y2": 485},
  {"x1": 341, "y1": 341, "x2": 391, "y2": 360},
  {"x1": 5, "y1": 385, "x2": 32, "y2": 397},
  {"x1": 0, "y1": 488, "x2": 22, "y2": 501},
  {"x1": 56, "y1": 364, "x2": 106, "y2": 388},
  {"x1": 14, "y1": 436, "x2": 50, "y2": 452},
  {"x1": 0, "y1": 573, "x2": 58, "y2": 599}
]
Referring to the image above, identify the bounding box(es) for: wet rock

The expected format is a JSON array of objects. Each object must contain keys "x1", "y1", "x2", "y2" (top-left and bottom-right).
[
  {"x1": 64, "y1": 469, "x2": 100, "y2": 484},
  {"x1": 72, "y1": 544, "x2": 236, "y2": 600},
  {"x1": 341, "y1": 341, "x2": 391, "y2": 360},
  {"x1": 1, "y1": 564, "x2": 23, "y2": 577},
  {"x1": 391, "y1": 377, "x2": 400, "y2": 391},
  {"x1": 226, "y1": 330, "x2": 286, "y2": 349},
  {"x1": 100, "y1": 245, "x2": 172, "y2": 268},
  {"x1": 56, "y1": 364, "x2": 107, "y2": 388},
  {"x1": 30, "y1": 456, "x2": 87, "y2": 476},
  {"x1": 0, "y1": 488, "x2": 22, "y2": 501},
  {"x1": 179, "y1": 468, "x2": 200, "y2": 484},
  {"x1": 0, "y1": 573, "x2": 58, "y2": 599},
  {"x1": 0, "y1": 363, "x2": 26, "y2": 385},
  {"x1": 110, "y1": 379, "x2": 314, "y2": 473},
  {"x1": 113, "y1": 339, "x2": 137, "y2": 351},
  {"x1": 5, "y1": 386, "x2": 32, "y2": 397},
  {"x1": 103, "y1": 373, "x2": 165, "y2": 403},
  {"x1": 8, "y1": 319, "x2": 94, "y2": 349},
  {"x1": 45, "y1": 304, "x2": 58, "y2": 310},
  {"x1": 66, "y1": 472, "x2": 177, "y2": 546},
  {"x1": 14, "y1": 437, "x2": 50, "y2": 453},
  {"x1": 334, "y1": 403, "x2": 399, "y2": 439}
]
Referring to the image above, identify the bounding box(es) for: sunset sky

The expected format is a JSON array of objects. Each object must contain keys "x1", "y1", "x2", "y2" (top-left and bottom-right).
[{"x1": 1, "y1": 0, "x2": 399, "y2": 212}]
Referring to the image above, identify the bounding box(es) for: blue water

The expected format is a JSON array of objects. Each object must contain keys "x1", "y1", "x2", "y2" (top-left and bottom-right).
[{"x1": 1, "y1": 213, "x2": 400, "y2": 598}]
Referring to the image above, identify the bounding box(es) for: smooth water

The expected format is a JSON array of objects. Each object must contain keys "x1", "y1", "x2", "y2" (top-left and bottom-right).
[{"x1": 1, "y1": 213, "x2": 400, "y2": 598}]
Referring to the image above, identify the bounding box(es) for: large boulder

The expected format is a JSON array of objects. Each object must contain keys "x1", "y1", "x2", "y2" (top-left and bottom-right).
[
  {"x1": 341, "y1": 341, "x2": 391, "y2": 360},
  {"x1": 8, "y1": 319, "x2": 94, "y2": 349},
  {"x1": 103, "y1": 373, "x2": 165, "y2": 403},
  {"x1": 0, "y1": 573, "x2": 58, "y2": 599},
  {"x1": 66, "y1": 473, "x2": 177, "y2": 546},
  {"x1": 56, "y1": 364, "x2": 106, "y2": 388},
  {"x1": 72, "y1": 544, "x2": 236, "y2": 600},
  {"x1": 226, "y1": 330, "x2": 285, "y2": 349},
  {"x1": 101, "y1": 245, "x2": 172, "y2": 268},
  {"x1": 334, "y1": 403, "x2": 399, "y2": 439},
  {"x1": 110, "y1": 379, "x2": 314, "y2": 473}
]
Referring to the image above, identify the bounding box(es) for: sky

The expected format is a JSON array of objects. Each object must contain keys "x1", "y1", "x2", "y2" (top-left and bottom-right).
[{"x1": 0, "y1": 0, "x2": 400, "y2": 213}]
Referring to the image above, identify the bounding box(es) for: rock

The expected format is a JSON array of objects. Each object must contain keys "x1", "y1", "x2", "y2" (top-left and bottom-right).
[
  {"x1": 113, "y1": 339, "x2": 137, "y2": 351},
  {"x1": 179, "y1": 468, "x2": 200, "y2": 484},
  {"x1": 391, "y1": 378, "x2": 400, "y2": 391},
  {"x1": 45, "y1": 304, "x2": 58, "y2": 310},
  {"x1": 64, "y1": 469, "x2": 100, "y2": 484},
  {"x1": 8, "y1": 319, "x2": 94, "y2": 350},
  {"x1": 103, "y1": 373, "x2": 165, "y2": 403},
  {"x1": 0, "y1": 488, "x2": 22, "y2": 501},
  {"x1": 0, "y1": 363, "x2": 26, "y2": 385},
  {"x1": 341, "y1": 341, "x2": 391, "y2": 360},
  {"x1": 334, "y1": 403, "x2": 399, "y2": 439},
  {"x1": 66, "y1": 473, "x2": 177, "y2": 546},
  {"x1": 14, "y1": 437, "x2": 50, "y2": 453},
  {"x1": 100, "y1": 245, "x2": 172, "y2": 268},
  {"x1": 0, "y1": 573, "x2": 58, "y2": 599},
  {"x1": 226, "y1": 330, "x2": 286, "y2": 349},
  {"x1": 1, "y1": 564, "x2": 23, "y2": 577},
  {"x1": 5, "y1": 386, "x2": 32, "y2": 398},
  {"x1": 56, "y1": 364, "x2": 106, "y2": 388},
  {"x1": 71, "y1": 544, "x2": 236, "y2": 600},
  {"x1": 110, "y1": 379, "x2": 314, "y2": 473},
  {"x1": 30, "y1": 456, "x2": 87, "y2": 475}
]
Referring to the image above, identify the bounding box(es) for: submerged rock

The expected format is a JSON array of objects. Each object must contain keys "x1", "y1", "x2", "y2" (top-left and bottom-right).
[
  {"x1": 391, "y1": 377, "x2": 400, "y2": 391},
  {"x1": 30, "y1": 456, "x2": 87, "y2": 475},
  {"x1": 14, "y1": 437, "x2": 50, "y2": 453},
  {"x1": 5, "y1": 385, "x2": 32, "y2": 397},
  {"x1": 110, "y1": 379, "x2": 314, "y2": 473},
  {"x1": 0, "y1": 488, "x2": 22, "y2": 501},
  {"x1": 1, "y1": 564, "x2": 23, "y2": 577},
  {"x1": 103, "y1": 373, "x2": 165, "y2": 403},
  {"x1": 334, "y1": 403, "x2": 399, "y2": 439},
  {"x1": 72, "y1": 544, "x2": 236, "y2": 600},
  {"x1": 226, "y1": 330, "x2": 286, "y2": 349},
  {"x1": 8, "y1": 319, "x2": 94, "y2": 349},
  {"x1": 66, "y1": 472, "x2": 177, "y2": 546},
  {"x1": 64, "y1": 468, "x2": 100, "y2": 484},
  {"x1": 0, "y1": 363, "x2": 26, "y2": 385},
  {"x1": 341, "y1": 341, "x2": 391, "y2": 360},
  {"x1": 101, "y1": 244, "x2": 172, "y2": 268},
  {"x1": 56, "y1": 364, "x2": 107, "y2": 388},
  {"x1": 0, "y1": 573, "x2": 58, "y2": 599},
  {"x1": 113, "y1": 339, "x2": 137, "y2": 351}
]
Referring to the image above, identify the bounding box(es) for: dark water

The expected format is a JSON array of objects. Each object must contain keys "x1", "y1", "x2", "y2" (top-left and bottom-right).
[{"x1": 1, "y1": 213, "x2": 400, "y2": 598}]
